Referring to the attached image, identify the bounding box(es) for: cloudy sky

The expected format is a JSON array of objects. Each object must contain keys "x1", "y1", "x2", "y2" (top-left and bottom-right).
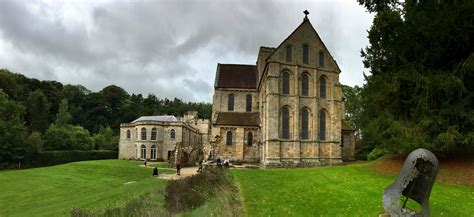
[{"x1": 0, "y1": 0, "x2": 373, "y2": 102}]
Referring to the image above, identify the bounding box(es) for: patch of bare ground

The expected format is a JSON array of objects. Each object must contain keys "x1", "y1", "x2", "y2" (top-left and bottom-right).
[{"x1": 368, "y1": 154, "x2": 474, "y2": 187}]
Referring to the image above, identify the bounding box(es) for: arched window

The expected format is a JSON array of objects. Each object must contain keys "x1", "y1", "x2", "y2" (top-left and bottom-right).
[
  {"x1": 170, "y1": 129, "x2": 176, "y2": 139},
  {"x1": 301, "y1": 109, "x2": 309, "y2": 139},
  {"x1": 319, "y1": 110, "x2": 326, "y2": 141},
  {"x1": 286, "y1": 45, "x2": 292, "y2": 62},
  {"x1": 320, "y1": 76, "x2": 327, "y2": 99},
  {"x1": 150, "y1": 145, "x2": 157, "y2": 160},
  {"x1": 301, "y1": 73, "x2": 309, "y2": 96},
  {"x1": 126, "y1": 130, "x2": 131, "y2": 139},
  {"x1": 282, "y1": 71, "x2": 290, "y2": 95},
  {"x1": 228, "y1": 93, "x2": 234, "y2": 111},
  {"x1": 226, "y1": 131, "x2": 233, "y2": 145},
  {"x1": 246, "y1": 94, "x2": 252, "y2": 112},
  {"x1": 141, "y1": 128, "x2": 147, "y2": 140},
  {"x1": 303, "y1": 44, "x2": 309, "y2": 64},
  {"x1": 281, "y1": 107, "x2": 290, "y2": 139},
  {"x1": 151, "y1": 128, "x2": 157, "y2": 140},
  {"x1": 140, "y1": 144, "x2": 146, "y2": 159},
  {"x1": 319, "y1": 51, "x2": 325, "y2": 67},
  {"x1": 247, "y1": 132, "x2": 253, "y2": 146}
]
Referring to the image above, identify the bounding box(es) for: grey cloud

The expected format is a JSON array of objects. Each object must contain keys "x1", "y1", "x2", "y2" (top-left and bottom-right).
[{"x1": 0, "y1": 0, "x2": 373, "y2": 102}]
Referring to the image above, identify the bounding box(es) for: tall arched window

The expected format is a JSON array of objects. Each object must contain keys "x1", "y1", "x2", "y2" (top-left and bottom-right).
[
  {"x1": 141, "y1": 128, "x2": 147, "y2": 140},
  {"x1": 301, "y1": 73, "x2": 309, "y2": 96},
  {"x1": 303, "y1": 44, "x2": 309, "y2": 64},
  {"x1": 281, "y1": 107, "x2": 290, "y2": 139},
  {"x1": 150, "y1": 145, "x2": 157, "y2": 160},
  {"x1": 320, "y1": 76, "x2": 327, "y2": 99},
  {"x1": 319, "y1": 110, "x2": 326, "y2": 141},
  {"x1": 247, "y1": 132, "x2": 253, "y2": 146},
  {"x1": 301, "y1": 109, "x2": 309, "y2": 139},
  {"x1": 246, "y1": 94, "x2": 252, "y2": 112},
  {"x1": 228, "y1": 93, "x2": 234, "y2": 111},
  {"x1": 319, "y1": 51, "x2": 325, "y2": 67},
  {"x1": 151, "y1": 128, "x2": 157, "y2": 140},
  {"x1": 170, "y1": 129, "x2": 176, "y2": 139},
  {"x1": 282, "y1": 71, "x2": 290, "y2": 94},
  {"x1": 286, "y1": 45, "x2": 292, "y2": 62},
  {"x1": 140, "y1": 144, "x2": 146, "y2": 159},
  {"x1": 126, "y1": 130, "x2": 131, "y2": 139},
  {"x1": 226, "y1": 131, "x2": 233, "y2": 145}
]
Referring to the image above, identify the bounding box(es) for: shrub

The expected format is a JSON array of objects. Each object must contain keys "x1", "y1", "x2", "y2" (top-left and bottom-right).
[{"x1": 367, "y1": 147, "x2": 387, "y2": 161}]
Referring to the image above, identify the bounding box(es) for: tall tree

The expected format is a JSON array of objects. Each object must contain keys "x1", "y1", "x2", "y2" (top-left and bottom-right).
[
  {"x1": 358, "y1": 0, "x2": 474, "y2": 154},
  {"x1": 0, "y1": 90, "x2": 27, "y2": 165},
  {"x1": 25, "y1": 90, "x2": 50, "y2": 133},
  {"x1": 56, "y1": 99, "x2": 72, "y2": 127}
]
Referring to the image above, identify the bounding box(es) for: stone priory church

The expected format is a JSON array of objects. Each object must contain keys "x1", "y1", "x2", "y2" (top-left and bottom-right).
[{"x1": 210, "y1": 12, "x2": 355, "y2": 167}]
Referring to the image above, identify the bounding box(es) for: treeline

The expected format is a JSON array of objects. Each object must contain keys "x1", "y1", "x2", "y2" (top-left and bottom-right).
[
  {"x1": 352, "y1": 0, "x2": 474, "y2": 159},
  {"x1": 0, "y1": 69, "x2": 211, "y2": 167}
]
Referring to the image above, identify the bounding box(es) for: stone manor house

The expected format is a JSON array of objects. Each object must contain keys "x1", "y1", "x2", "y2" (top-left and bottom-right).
[{"x1": 119, "y1": 13, "x2": 355, "y2": 166}]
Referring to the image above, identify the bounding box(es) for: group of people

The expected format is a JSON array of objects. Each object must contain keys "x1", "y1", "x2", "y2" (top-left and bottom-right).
[{"x1": 215, "y1": 157, "x2": 230, "y2": 168}]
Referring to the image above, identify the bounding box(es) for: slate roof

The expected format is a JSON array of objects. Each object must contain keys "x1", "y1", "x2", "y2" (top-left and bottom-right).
[
  {"x1": 215, "y1": 64, "x2": 257, "y2": 89},
  {"x1": 215, "y1": 112, "x2": 260, "y2": 126},
  {"x1": 132, "y1": 115, "x2": 178, "y2": 123}
]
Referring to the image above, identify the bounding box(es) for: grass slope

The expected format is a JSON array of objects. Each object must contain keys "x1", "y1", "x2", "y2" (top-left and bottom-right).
[
  {"x1": 0, "y1": 160, "x2": 172, "y2": 216},
  {"x1": 232, "y1": 164, "x2": 474, "y2": 217}
]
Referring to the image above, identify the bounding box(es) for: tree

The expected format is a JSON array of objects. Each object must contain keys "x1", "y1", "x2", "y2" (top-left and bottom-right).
[
  {"x1": 27, "y1": 131, "x2": 43, "y2": 154},
  {"x1": 0, "y1": 90, "x2": 27, "y2": 165},
  {"x1": 358, "y1": 0, "x2": 474, "y2": 155},
  {"x1": 26, "y1": 90, "x2": 51, "y2": 133},
  {"x1": 342, "y1": 85, "x2": 362, "y2": 136},
  {"x1": 56, "y1": 99, "x2": 72, "y2": 127},
  {"x1": 93, "y1": 126, "x2": 118, "y2": 150}
]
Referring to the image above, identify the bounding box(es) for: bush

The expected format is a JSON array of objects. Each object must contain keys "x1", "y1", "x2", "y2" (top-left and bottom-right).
[
  {"x1": 367, "y1": 147, "x2": 387, "y2": 161},
  {"x1": 165, "y1": 168, "x2": 227, "y2": 214}
]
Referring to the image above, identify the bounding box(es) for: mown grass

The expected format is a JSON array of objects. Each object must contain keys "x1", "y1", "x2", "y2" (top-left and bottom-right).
[
  {"x1": 231, "y1": 164, "x2": 474, "y2": 217},
  {"x1": 0, "y1": 160, "x2": 174, "y2": 217}
]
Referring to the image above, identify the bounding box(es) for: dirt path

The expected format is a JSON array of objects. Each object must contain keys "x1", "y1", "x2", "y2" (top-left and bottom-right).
[{"x1": 157, "y1": 166, "x2": 199, "y2": 180}]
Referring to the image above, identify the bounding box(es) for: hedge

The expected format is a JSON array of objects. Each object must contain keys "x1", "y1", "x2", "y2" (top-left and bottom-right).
[{"x1": 5, "y1": 150, "x2": 118, "y2": 169}]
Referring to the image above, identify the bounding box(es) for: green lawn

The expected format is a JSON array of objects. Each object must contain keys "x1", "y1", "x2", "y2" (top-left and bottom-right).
[
  {"x1": 0, "y1": 160, "x2": 173, "y2": 216},
  {"x1": 231, "y1": 164, "x2": 474, "y2": 217}
]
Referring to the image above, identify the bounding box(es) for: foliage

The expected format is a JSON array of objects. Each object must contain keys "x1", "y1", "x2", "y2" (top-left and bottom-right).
[
  {"x1": 0, "y1": 90, "x2": 27, "y2": 166},
  {"x1": 357, "y1": 1, "x2": 474, "y2": 155},
  {"x1": 0, "y1": 160, "x2": 172, "y2": 216},
  {"x1": 25, "y1": 90, "x2": 50, "y2": 133},
  {"x1": 231, "y1": 164, "x2": 474, "y2": 216}
]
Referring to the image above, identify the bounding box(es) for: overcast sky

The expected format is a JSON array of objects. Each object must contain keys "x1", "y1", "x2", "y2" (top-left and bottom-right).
[{"x1": 0, "y1": 0, "x2": 373, "y2": 102}]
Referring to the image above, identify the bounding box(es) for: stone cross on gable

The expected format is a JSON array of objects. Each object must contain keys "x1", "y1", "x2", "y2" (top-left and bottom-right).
[{"x1": 304, "y1": 10, "x2": 309, "y2": 20}]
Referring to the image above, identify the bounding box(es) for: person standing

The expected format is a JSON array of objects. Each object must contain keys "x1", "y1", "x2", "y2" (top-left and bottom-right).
[
  {"x1": 153, "y1": 167, "x2": 158, "y2": 177},
  {"x1": 176, "y1": 160, "x2": 181, "y2": 176},
  {"x1": 197, "y1": 160, "x2": 203, "y2": 173},
  {"x1": 144, "y1": 159, "x2": 147, "y2": 167}
]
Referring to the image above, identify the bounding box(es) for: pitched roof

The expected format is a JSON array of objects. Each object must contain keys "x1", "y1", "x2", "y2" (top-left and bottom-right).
[
  {"x1": 215, "y1": 64, "x2": 257, "y2": 89},
  {"x1": 342, "y1": 121, "x2": 355, "y2": 131},
  {"x1": 215, "y1": 112, "x2": 260, "y2": 126},
  {"x1": 132, "y1": 115, "x2": 178, "y2": 123}
]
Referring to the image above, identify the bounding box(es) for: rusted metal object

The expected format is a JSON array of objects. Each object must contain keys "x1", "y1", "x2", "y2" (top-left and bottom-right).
[{"x1": 383, "y1": 148, "x2": 439, "y2": 217}]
